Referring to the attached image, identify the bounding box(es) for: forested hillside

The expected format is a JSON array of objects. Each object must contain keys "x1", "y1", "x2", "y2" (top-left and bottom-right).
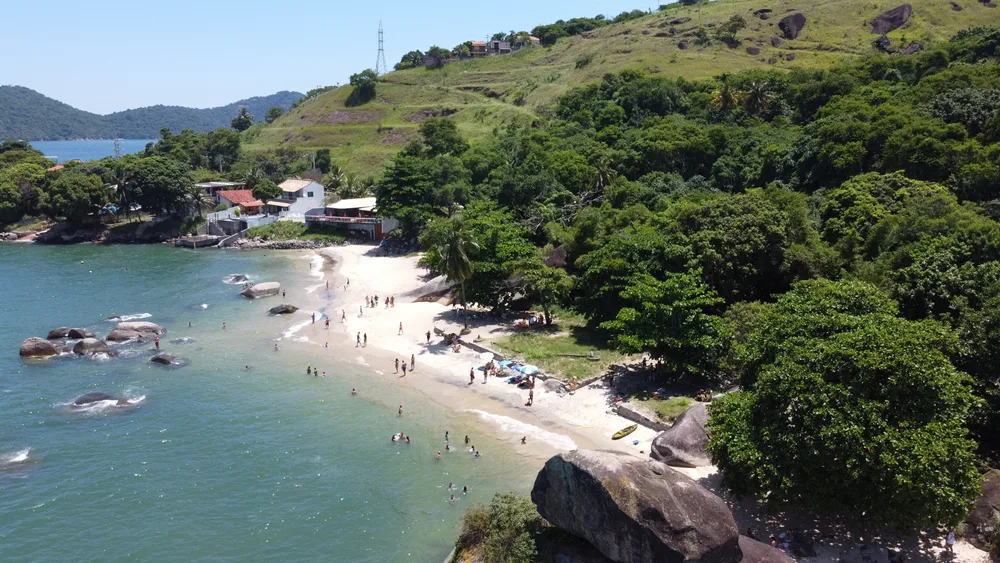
[
  {"x1": 250, "y1": 0, "x2": 997, "y2": 174},
  {"x1": 0, "y1": 86, "x2": 303, "y2": 140}
]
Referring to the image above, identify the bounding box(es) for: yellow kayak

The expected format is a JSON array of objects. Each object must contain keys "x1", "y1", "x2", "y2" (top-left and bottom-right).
[{"x1": 612, "y1": 425, "x2": 638, "y2": 440}]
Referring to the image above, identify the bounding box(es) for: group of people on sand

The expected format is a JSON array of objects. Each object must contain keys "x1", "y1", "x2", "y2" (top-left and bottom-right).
[
  {"x1": 394, "y1": 354, "x2": 416, "y2": 376},
  {"x1": 364, "y1": 295, "x2": 395, "y2": 308}
]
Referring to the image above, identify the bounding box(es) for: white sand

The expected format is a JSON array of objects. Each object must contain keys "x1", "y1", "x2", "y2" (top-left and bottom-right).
[{"x1": 297, "y1": 244, "x2": 988, "y2": 563}]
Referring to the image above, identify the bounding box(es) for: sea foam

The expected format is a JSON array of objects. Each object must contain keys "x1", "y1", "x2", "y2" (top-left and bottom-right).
[{"x1": 462, "y1": 409, "x2": 577, "y2": 451}]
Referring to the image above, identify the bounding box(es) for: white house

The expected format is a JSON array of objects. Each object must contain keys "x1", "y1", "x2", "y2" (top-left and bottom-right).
[
  {"x1": 304, "y1": 197, "x2": 400, "y2": 241},
  {"x1": 264, "y1": 178, "x2": 326, "y2": 217}
]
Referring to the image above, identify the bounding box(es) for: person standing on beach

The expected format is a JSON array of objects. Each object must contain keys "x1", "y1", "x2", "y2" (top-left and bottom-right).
[
  {"x1": 470, "y1": 368, "x2": 475, "y2": 384},
  {"x1": 342, "y1": 310, "x2": 346, "y2": 322},
  {"x1": 946, "y1": 531, "x2": 955, "y2": 552},
  {"x1": 325, "y1": 318, "x2": 330, "y2": 329},
  {"x1": 312, "y1": 313, "x2": 316, "y2": 325},
  {"x1": 399, "y1": 405, "x2": 403, "y2": 415},
  {"x1": 398, "y1": 322, "x2": 403, "y2": 335},
  {"x1": 356, "y1": 333, "x2": 361, "y2": 347},
  {"x1": 410, "y1": 354, "x2": 415, "y2": 371},
  {"x1": 326, "y1": 280, "x2": 329, "y2": 291},
  {"x1": 426, "y1": 330, "x2": 431, "y2": 345},
  {"x1": 401, "y1": 361, "x2": 407, "y2": 376},
  {"x1": 154, "y1": 335, "x2": 159, "y2": 350},
  {"x1": 526, "y1": 389, "x2": 534, "y2": 407},
  {"x1": 395, "y1": 358, "x2": 399, "y2": 373},
  {"x1": 445, "y1": 431, "x2": 449, "y2": 442},
  {"x1": 359, "y1": 305, "x2": 363, "y2": 317},
  {"x1": 363, "y1": 333, "x2": 367, "y2": 347}
]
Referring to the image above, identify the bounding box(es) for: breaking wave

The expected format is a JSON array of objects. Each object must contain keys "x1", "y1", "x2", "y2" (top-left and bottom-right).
[
  {"x1": 462, "y1": 409, "x2": 577, "y2": 451},
  {"x1": 104, "y1": 313, "x2": 152, "y2": 322}
]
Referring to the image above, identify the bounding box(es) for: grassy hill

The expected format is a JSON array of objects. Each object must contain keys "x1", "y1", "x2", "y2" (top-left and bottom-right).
[
  {"x1": 0, "y1": 87, "x2": 304, "y2": 141},
  {"x1": 248, "y1": 0, "x2": 996, "y2": 176}
]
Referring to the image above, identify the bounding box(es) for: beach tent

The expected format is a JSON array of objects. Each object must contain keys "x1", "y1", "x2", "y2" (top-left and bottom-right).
[{"x1": 498, "y1": 360, "x2": 513, "y2": 367}]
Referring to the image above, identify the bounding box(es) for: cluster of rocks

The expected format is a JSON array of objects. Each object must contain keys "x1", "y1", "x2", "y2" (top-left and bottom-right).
[
  {"x1": 269, "y1": 304, "x2": 299, "y2": 315},
  {"x1": 241, "y1": 282, "x2": 281, "y2": 299},
  {"x1": 532, "y1": 449, "x2": 793, "y2": 563},
  {"x1": 234, "y1": 238, "x2": 333, "y2": 250},
  {"x1": 20, "y1": 321, "x2": 169, "y2": 363},
  {"x1": 527, "y1": 400, "x2": 1000, "y2": 563},
  {"x1": 0, "y1": 232, "x2": 20, "y2": 241}
]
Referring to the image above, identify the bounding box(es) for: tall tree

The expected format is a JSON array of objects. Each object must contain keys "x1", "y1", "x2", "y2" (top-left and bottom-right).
[
  {"x1": 425, "y1": 221, "x2": 479, "y2": 330},
  {"x1": 38, "y1": 173, "x2": 111, "y2": 225},
  {"x1": 231, "y1": 107, "x2": 254, "y2": 132}
]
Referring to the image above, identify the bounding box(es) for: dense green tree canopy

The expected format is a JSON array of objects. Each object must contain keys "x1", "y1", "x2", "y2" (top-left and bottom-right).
[{"x1": 38, "y1": 173, "x2": 111, "y2": 224}]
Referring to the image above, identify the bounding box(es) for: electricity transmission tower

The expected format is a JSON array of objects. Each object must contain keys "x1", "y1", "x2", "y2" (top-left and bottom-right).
[{"x1": 375, "y1": 21, "x2": 388, "y2": 75}]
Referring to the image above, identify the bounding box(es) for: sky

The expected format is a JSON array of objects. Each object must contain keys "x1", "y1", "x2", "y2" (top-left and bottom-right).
[{"x1": 0, "y1": 0, "x2": 654, "y2": 115}]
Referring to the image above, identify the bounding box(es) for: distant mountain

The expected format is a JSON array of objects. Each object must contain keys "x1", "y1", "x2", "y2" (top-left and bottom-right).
[{"x1": 0, "y1": 86, "x2": 304, "y2": 140}]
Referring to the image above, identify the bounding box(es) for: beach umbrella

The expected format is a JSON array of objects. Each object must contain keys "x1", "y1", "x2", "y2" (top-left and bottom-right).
[
  {"x1": 498, "y1": 360, "x2": 513, "y2": 367},
  {"x1": 479, "y1": 352, "x2": 494, "y2": 361},
  {"x1": 521, "y1": 365, "x2": 538, "y2": 375}
]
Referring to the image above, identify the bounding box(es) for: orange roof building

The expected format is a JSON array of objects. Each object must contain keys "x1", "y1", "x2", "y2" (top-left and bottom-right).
[{"x1": 218, "y1": 190, "x2": 263, "y2": 212}]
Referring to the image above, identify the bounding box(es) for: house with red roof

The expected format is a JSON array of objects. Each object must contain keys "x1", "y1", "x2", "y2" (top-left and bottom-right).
[{"x1": 217, "y1": 190, "x2": 263, "y2": 215}]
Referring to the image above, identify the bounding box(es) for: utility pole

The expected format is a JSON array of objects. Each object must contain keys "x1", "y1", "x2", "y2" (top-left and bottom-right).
[{"x1": 375, "y1": 21, "x2": 388, "y2": 75}]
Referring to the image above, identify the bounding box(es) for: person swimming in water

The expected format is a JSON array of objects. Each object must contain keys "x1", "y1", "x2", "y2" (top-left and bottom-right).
[
  {"x1": 307, "y1": 366, "x2": 312, "y2": 375},
  {"x1": 448, "y1": 482, "x2": 455, "y2": 490},
  {"x1": 475, "y1": 450, "x2": 481, "y2": 458},
  {"x1": 445, "y1": 444, "x2": 451, "y2": 451},
  {"x1": 435, "y1": 451, "x2": 441, "y2": 460},
  {"x1": 405, "y1": 436, "x2": 410, "y2": 444},
  {"x1": 449, "y1": 495, "x2": 457, "y2": 504},
  {"x1": 351, "y1": 388, "x2": 357, "y2": 395},
  {"x1": 464, "y1": 435, "x2": 469, "y2": 444},
  {"x1": 445, "y1": 431, "x2": 449, "y2": 442}
]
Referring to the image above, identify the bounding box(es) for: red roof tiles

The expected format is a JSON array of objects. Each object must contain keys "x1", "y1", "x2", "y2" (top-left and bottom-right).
[{"x1": 218, "y1": 190, "x2": 261, "y2": 206}]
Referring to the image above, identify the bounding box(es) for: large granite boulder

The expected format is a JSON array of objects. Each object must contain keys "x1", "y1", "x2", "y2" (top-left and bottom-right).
[
  {"x1": 20, "y1": 337, "x2": 60, "y2": 357},
  {"x1": 67, "y1": 328, "x2": 95, "y2": 339},
  {"x1": 269, "y1": 304, "x2": 299, "y2": 315},
  {"x1": 965, "y1": 469, "x2": 1000, "y2": 551},
  {"x1": 739, "y1": 536, "x2": 795, "y2": 563},
  {"x1": 47, "y1": 327, "x2": 71, "y2": 339},
  {"x1": 778, "y1": 13, "x2": 806, "y2": 39},
  {"x1": 241, "y1": 282, "x2": 281, "y2": 299},
  {"x1": 150, "y1": 353, "x2": 176, "y2": 365},
  {"x1": 115, "y1": 321, "x2": 165, "y2": 335},
  {"x1": 871, "y1": 4, "x2": 911, "y2": 35},
  {"x1": 73, "y1": 338, "x2": 110, "y2": 355},
  {"x1": 106, "y1": 329, "x2": 149, "y2": 342},
  {"x1": 531, "y1": 450, "x2": 740, "y2": 563},
  {"x1": 650, "y1": 403, "x2": 711, "y2": 467}
]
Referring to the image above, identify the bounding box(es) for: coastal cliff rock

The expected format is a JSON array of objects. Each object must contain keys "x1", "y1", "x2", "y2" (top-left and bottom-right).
[
  {"x1": 778, "y1": 13, "x2": 806, "y2": 39},
  {"x1": 150, "y1": 353, "x2": 176, "y2": 365},
  {"x1": 650, "y1": 403, "x2": 711, "y2": 467},
  {"x1": 871, "y1": 4, "x2": 912, "y2": 35},
  {"x1": 72, "y1": 338, "x2": 110, "y2": 356},
  {"x1": 269, "y1": 304, "x2": 299, "y2": 315},
  {"x1": 20, "y1": 337, "x2": 60, "y2": 357},
  {"x1": 531, "y1": 450, "x2": 740, "y2": 563},
  {"x1": 47, "y1": 327, "x2": 71, "y2": 339},
  {"x1": 739, "y1": 536, "x2": 796, "y2": 563},
  {"x1": 965, "y1": 469, "x2": 1000, "y2": 551},
  {"x1": 241, "y1": 282, "x2": 281, "y2": 299},
  {"x1": 67, "y1": 328, "x2": 95, "y2": 339},
  {"x1": 235, "y1": 238, "x2": 331, "y2": 250},
  {"x1": 106, "y1": 329, "x2": 148, "y2": 342},
  {"x1": 115, "y1": 321, "x2": 165, "y2": 335}
]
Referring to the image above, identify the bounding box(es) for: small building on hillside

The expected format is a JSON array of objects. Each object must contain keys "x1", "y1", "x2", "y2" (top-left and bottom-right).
[
  {"x1": 217, "y1": 189, "x2": 263, "y2": 215},
  {"x1": 304, "y1": 197, "x2": 400, "y2": 241},
  {"x1": 264, "y1": 178, "x2": 325, "y2": 217},
  {"x1": 491, "y1": 40, "x2": 512, "y2": 55},
  {"x1": 470, "y1": 41, "x2": 488, "y2": 57},
  {"x1": 195, "y1": 181, "x2": 246, "y2": 204}
]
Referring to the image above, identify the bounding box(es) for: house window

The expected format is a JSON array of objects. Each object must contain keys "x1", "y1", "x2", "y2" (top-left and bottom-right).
[{"x1": 307, "y1": 191, "x2": 314, "y2": 197}]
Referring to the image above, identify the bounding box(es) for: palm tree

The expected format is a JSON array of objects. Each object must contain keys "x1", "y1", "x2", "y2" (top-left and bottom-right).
[
  {"x1": 431, "y1": 224, "x2": 479, "y2": 330},
  {"x1": 710, "y1": 75, "x2": 742, "y2": 112},
  {"x1": 108, "y1": 160, "x2": 134, "y2": 222},
  {"x1": 594, "y1": 156, "x2": 619, "y2": 190},
  {"x1": 742, "y1": 81, "x2": 776, "y2": 117}
]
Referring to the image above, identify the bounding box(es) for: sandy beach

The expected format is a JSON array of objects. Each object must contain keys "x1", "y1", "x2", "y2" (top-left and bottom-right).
[{"x1": 275, "y1": 243, "x2": 989, "y2": 563}]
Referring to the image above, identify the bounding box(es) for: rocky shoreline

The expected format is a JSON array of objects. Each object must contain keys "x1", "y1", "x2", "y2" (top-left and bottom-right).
[{"x1": 232, "y1": 238, "x2": 342, "y2": 250}]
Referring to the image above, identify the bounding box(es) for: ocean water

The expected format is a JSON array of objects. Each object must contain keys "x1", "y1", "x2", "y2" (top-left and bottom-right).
[
  {"x1": 29, "y1": 139, "x2": 155, "y2": 163},
  {"x1": 0, "y1": 244, "x2": 536, "y2": 562}
]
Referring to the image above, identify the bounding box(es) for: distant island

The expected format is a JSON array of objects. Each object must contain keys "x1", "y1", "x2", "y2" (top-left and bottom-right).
[{"x1": 0, "y1": 86, "x2": 304, "y2": 141}]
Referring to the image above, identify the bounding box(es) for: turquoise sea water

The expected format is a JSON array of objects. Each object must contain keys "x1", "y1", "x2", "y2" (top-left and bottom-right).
[
  {"x1": 29, "y1": 140, "x2": 155, "y2": 163},
  {"x1": 0, "y1": 244, "x2": 535, "y2": 562}
]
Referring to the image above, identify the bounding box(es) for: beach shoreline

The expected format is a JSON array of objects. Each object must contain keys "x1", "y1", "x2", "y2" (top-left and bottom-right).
[{"x1": 269, "y1": 243, "x2": 990, "y2": 563}]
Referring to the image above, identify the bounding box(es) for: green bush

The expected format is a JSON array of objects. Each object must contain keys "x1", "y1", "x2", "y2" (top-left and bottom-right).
[{"x1": 453, "y1": 493, "x2": 540, "y2": 563}]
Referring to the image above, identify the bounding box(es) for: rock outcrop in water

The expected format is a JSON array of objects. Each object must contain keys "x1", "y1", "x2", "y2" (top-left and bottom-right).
[
  {"x1": 73, "y1": 338, "x2": 110, "y2": 356},
  {"x1": 150, "y1": 353, "x2": 176, "y2": 365},
  {"x1": 20, "y1": 337, "x2": 60, "y2": 357},
  {"x1": 67, "y1": 328, "x2": 95, "y2": 339},
  {"x1": 531, "y1": 450, "x2": 740, "y2": 563},
  {"x1": 650, "y1": 402, "x2": 711, "y2": 467},
  {"x1": 269, "y1": 304, "x2": 299, "y2": 315},
  {"x1": 241, "y1": 282, "x2": 281, "y2": 299},
  {"x1": 115, "y1": 321, "x2": 165, "y2": 334},
  {"x1": 47, "y1": 327, "x2": 71, "y2": 339}
]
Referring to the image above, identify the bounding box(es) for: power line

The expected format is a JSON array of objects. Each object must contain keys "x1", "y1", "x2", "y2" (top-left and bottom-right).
[{"x1": 375, "y1": 21, "x2": 388, "y2": 75}]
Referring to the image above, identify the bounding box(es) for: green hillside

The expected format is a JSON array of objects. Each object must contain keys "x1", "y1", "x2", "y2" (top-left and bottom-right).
[
  {"x1": 0, "y1": 86, "x2": 304, "y2": 141},
  {"x1": 248, "y1": 0, "x2": 996, "y2": 175}
]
